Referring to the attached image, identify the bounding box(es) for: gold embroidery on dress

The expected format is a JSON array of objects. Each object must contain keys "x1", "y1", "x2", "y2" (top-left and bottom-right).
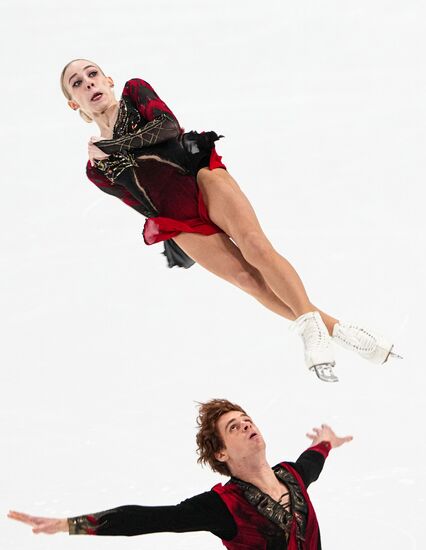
[
  {"x1": 131, "y1": 168, "x2": 157, "y2": 214},
  {"x1": 136, "y1": 154, "x2": 187, "y2": 173}
]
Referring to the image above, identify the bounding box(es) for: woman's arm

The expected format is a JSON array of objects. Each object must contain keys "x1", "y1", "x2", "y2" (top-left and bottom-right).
[
  {"x1": 123, "y1": 78, "x2": 179, "y2": 123},
  {"x1": 95, "y1": 114, "x2": 180, "y2": 154},
  {"x1": 85, "y1": 162, "x2": 196, "y2": 267},
  {"x1": 86, "y1": 161, "x2": 155, "y2": 217},
  {"x1": 8, "y1": 492, "x2": 236, "y2": 540},
  {"x1": 95, "y1": 79, "x2": 181, "y2": 154}
]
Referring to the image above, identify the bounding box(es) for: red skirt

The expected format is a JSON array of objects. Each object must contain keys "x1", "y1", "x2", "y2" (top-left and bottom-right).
[{"x1": 141, "y1": 148, "x2": 226, "y2": 245}]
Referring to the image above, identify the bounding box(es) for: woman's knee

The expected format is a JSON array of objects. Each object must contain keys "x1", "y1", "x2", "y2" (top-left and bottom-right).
[{"x1": 239, "y1": 231, "x2": 275, "y2": 267}]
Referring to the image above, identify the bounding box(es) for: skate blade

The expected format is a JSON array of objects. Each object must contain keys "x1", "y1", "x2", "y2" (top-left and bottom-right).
[
  {"x1": 383, "y1": 345, "x2": 403, "y2": 363},
  {"x1": 309, "y1": 364, "x2": 339, "y2": 383}
]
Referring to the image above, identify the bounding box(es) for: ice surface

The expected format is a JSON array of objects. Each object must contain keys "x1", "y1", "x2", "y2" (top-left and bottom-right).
[{"x1": 1, "y1": 1, "x2": 425, "y2": 548}]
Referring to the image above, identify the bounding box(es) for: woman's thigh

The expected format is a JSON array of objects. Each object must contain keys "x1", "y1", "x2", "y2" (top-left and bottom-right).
[
  {"x1": 172, "y1": 232, "x2": 262, "y2": 287},
  {"x1": 172, "y1": 232, "x2": 296, "y2": 318},
  {"x1": 197, "y1": 168, "x2": 268, "y2": 244}
]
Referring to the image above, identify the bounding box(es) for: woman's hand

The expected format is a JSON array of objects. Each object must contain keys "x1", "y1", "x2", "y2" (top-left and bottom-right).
[
  {"x1": 7, "y1": 510, "x2": 68, "y2": 534},
  {"x1": 306, "y1": 424, "x2": 353, "y2": 449},
  {"x1": 88, "y1": 136, "x2": 110, "y2": 166}
]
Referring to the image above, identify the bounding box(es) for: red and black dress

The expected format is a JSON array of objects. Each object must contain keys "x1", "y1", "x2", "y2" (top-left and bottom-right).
[
  {"x1": 87, "y1": 78, "x2": 226, "y2": 268},
  {"x1": 67, "y1": 442, "x2": 330, "y2": 549}
]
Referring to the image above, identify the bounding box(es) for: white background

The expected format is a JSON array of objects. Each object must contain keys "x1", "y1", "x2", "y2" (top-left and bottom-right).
[{"x1": 1, "y1": 1, "x2": 425, "y2": 548}]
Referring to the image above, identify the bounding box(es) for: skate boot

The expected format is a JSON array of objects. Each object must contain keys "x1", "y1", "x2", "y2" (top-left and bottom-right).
[
  {"x1": 293, "y1": 311, "x2": 338, "y2": 382},
  {"x1": 332, "y1": 322, "x2": 402, "y2": 364}
]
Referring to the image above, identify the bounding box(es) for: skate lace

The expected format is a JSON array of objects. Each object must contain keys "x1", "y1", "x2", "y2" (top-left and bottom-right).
[
  {"x1": 338, "y1": 325, "x2": 377, "y2": 353},
  {"x1": 292, "y1": 313, "x2": 329, "y2": 351}
]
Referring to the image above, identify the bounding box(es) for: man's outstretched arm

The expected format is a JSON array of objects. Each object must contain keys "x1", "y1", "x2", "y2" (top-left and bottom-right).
[
  {"x1": 290, "y1": 424, "x2": 353, "y2": 487},
  {"x1": 8, "y1": 491, "x2": 236, "y2": 540}
]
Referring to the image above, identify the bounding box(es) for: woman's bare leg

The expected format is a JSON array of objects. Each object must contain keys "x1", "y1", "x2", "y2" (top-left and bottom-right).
[
  {"x1": 172, "y1": 232, "x2": 296, "y2": 320},
  {"x1": 197, "y1": 168, "x2": 338, "y2": 334}
]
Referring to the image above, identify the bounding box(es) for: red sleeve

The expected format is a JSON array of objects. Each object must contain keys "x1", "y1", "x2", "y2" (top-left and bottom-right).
[
  {"x1": 286, "y1": 441, "x2": 331, "y2": 488},
  {"x1": 122, "y1": 78, "x2": 180, "y2": 126},
  {"x1": 308, "y1": 441, "x2": 331, "y2": 458},
  {"x1": 94, "y1": 79, "x2": 182, "y2": 156}
]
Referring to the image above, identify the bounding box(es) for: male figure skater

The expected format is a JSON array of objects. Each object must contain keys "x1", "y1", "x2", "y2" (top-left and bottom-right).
[{"x1": 9, "y1": 399, "x2": 352, "y2": 549}]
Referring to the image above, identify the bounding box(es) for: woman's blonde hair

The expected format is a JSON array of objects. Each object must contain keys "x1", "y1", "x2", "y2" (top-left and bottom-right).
[{"x1": 60, "y1": 59, "x2": 105, "y2": 123}]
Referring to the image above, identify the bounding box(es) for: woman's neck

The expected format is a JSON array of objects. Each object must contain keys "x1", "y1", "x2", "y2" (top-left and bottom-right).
[{"x1": 93, "y1": 101, "x2": 120, "y2": 138}]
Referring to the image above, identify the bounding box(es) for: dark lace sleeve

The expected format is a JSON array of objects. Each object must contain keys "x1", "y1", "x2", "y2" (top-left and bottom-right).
[
  {"x1": 123, "y1": 78, "x2": 179, "y2": 122},
  {"x1": 67, "y1": 491, "x2": 236, "y2": 540},
  {"x1": 289, "y1": 442, "x2": 331, "y2": 488},
  {"x1": 95, "y1": 78, "x2": 181, "y2": 154},
  {"x1": 86, "y1": 161, "x2": 150, "y2": 216},
  {"x1": 85, "y1": 162, "x2": 196, "y2": 268}
]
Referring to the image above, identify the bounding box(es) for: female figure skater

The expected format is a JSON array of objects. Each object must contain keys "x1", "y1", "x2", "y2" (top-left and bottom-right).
[
  {"x1": 59, "y1": 59, "x2": 400, "y2": 382},
  {"x1": 8, "y1": 398, "x2": 353, "y2": 549}
]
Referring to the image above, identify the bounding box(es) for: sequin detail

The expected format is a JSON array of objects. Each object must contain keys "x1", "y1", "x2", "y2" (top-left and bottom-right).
[
  {"x1": 68, "y1": 512, "x2": 106, "y2": 535},
  {"x1": 230, "y1": 466, "x2": 308, "y2": 547},
  {"x1": 93, "y1": 97, "x2": 139, "y2": 182}
]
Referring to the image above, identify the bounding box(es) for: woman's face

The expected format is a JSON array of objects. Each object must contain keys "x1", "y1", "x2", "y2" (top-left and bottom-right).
[{"x1": 63, "y1": 60, "x2": 116, "y2": 116}]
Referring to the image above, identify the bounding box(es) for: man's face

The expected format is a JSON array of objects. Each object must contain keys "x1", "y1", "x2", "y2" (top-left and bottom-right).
[{"x1": 215, "y1": 410, "x2": 266, "y2": 470}]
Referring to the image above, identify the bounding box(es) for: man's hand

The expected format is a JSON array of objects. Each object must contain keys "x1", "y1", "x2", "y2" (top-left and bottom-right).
[
  {"x1": 7, "y1": 510, "x2": 68, "y2": 534},
  {"x1": 306, "y1": 424, "x2": 353, "y2": 449}
]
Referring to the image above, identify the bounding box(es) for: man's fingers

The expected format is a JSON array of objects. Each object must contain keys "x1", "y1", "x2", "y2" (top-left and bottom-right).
[
  {"x1": 8, "y1": 510, "x2": 23, "y2": 519},
  {"x1": 33, "y1": 524, "x2": 50, "y2": 534},
  {"x1": 332, "y1": 435, "x2": 354, "y2": 447},
  {"x1": 8, "y1": 511, "x2": 54, "y2": 528},
  {"x1": 8, "y1": 511, "x2": 36, "y2": 525}
]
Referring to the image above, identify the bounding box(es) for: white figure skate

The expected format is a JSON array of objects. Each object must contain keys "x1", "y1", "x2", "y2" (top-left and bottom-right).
[
  {"x1": 293, "y1": 311, "x2": 338, "y2": 383},
  {"x1": 332, "y1": 322, "x2": 402, "y2": 364}
]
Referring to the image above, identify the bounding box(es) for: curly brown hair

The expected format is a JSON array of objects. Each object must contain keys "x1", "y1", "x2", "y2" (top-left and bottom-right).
[{"x1": 196, "y1": 398, "x2": 247, "y2": 476}]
